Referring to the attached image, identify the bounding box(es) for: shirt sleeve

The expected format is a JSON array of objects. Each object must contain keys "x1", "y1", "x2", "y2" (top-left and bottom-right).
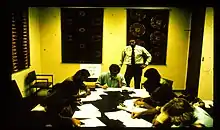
[
  {"x1": 120, "y1": 48, "x2": 126, "y2": 66},
  {"x1": 95, "y1": 74, "x2": 104, "y2": 86},
  {"x1": 142, "y1": 47, "x2": 152, "y2": 65}
]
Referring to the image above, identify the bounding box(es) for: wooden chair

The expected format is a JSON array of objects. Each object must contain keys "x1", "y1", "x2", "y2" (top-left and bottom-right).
[{"x1": 25, "y1": 71, "x2": 53, "y2": 95}]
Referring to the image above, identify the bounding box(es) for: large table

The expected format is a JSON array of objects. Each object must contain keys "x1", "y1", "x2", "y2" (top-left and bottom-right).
[{"x1": 74, "y1": 87, "x2": 154, "y2": 127}]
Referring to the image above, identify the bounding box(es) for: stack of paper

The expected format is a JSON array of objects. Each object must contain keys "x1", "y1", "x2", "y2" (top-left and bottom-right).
[
  {"x1": 80, "y1": 118, "x2": 106, "y2": 127},
  {"x1": 129, "y1": 89, "x2": 150, "y2": 98}
]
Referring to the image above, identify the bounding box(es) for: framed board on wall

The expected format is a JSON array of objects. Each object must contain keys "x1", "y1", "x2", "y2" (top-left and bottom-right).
[
  {"x1": 61, "y1": 8, "x2": 104, "y2": 64},
  {"x1": 127, "y1": 9, "x2": 170, "y2": 65}
]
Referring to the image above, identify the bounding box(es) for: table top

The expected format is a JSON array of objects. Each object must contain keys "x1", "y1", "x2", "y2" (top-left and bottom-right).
[{"x1": 75, "y1": 87, "x2": 153, "y2": 127}]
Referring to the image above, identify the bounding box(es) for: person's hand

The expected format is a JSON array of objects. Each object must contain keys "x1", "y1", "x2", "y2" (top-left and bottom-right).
[
  {"x1": 72, "y1": 118, "x2": 81, "y2": 127},
  {"x1": 131, "y1": 112, "x2": 142, "y2": 119},
  {"x1": 140, "y1": 64, "x2": 147, "y2": 69},
  {"x1": 86, "y1": 89, "x2": 91, "y2": 95},
  {"x1": 80, "y1": 93, "x2": 88, "y2": 98},
  {"x1": 134, "y1": 99, "x2": 145, "y2": 107},
  {"x1": 102, "y1": 85, "x2": 108, "y2": 89}
]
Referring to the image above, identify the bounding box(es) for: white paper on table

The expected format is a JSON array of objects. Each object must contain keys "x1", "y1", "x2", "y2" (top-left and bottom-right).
[
  {"x1": 80, "y1": 118, "x2": 106, "y2": 127},
  {"x1": 104, "y1": 110, "x2": 152, "y2": 127},
  {"x1": 122, "y1": 86, "x2": 134, "y2": 91},
  {"x1": 117, "y1": 105, "x2": 147, "y2": 113},
  {"x1": 77, "y1": 104, "x2": 99, "y2": 112},
  {"x1": 103, "y1": 88, "x2": 122, "y2": 92},
  {"x1": 72, "y1": 110, "x2": 101, "y2": 118},
  {"x1": 80, "y1": 94, "x2": 102, "y2": 102},
  {"x1": 91, "y1": 90, "x2": 108, "y2": 96},
  {"x1": 129, "y1": 89, "x2": 150, "y2": 98},
  {"x1": 31, "y1": 104, "x2": 46, "y2": 112},
  {"x1": 104, "y1": 110, "x2": 126, "y2": 120},
  {"x1": 123, "y1": 118, "x2": 153, "y2": 127},
  {"x1": 118, "y1": 99, "x2": 147, "y2": 113}
]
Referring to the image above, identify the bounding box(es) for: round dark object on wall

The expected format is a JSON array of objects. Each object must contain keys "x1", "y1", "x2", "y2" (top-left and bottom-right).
[{"x1": 129, "y1": 23, "x2": 146, "y2": 37}]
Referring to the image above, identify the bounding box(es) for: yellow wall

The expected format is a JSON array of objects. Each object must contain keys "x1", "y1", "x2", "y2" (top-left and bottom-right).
[
  {"x1": 11, "y1": 8, "x2": 42, "y2": 97},
  {"x1": 38, "y1": 7, "x2": 191, "y2": 90},
  {"x1": 198, "y1": 7, "x2": 214, "y2": 100}
]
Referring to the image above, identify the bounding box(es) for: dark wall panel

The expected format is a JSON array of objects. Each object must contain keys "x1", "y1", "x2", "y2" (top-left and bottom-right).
[{"x1": 61, "y1": 8, "x2": 103, "y2": 64}]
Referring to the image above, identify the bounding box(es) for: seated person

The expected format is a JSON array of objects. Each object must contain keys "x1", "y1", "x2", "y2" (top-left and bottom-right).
[
  {"x1": 41, "y1": 69, "x2": 91, "y2": 127},
  {"x1": 63, "y1": 69, "x2": 91, "y2": 97},
  {"x1": 152, "y1": 98, "x2": 213, "y2": 128},
  {"x1": 178, "y1": 91, "x2": 205, "y2": 109},
  {"x1": 131, "y1": 68, "x2": 177, "y2": 118},
  {"x1": 95, "y1": 64, "x2": 126, "y2": 89}
]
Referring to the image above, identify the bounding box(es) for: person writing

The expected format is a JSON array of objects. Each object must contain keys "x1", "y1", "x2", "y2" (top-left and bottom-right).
[
  {"x1": 41, "y1": 69, "x2": 91, "y2": 127},
  {"x1": 95, "y1": 64, "x2": 126, "y2": 89},
  {"x1": 120, "y1": 39, "x2": 152, "y2": 89},
  {"x1": 131, "y1": 68, "x2": 176, "y2": 119}
]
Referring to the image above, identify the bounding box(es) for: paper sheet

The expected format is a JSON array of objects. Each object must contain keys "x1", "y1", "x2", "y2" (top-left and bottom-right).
[
  {"x1": 77, "y1": 104, "x2": 99, "y2": 111},
  {"x1": 31, "y1": 104, "x2": 46, "y2": 112},
  {"x1": 91, "y1": 90, "x2": 108, "y2": 96},
  {"x1": 104, "y1": 110, "x2": 152, "y2": 127},
  {"x1": 80, "y1": 118, "x2": 106, "y2": 127},
  {"x1": 129, "y1": 89, "x2": 150, "y2": 98},
  {"x1": 73, "y1": 110, "x2": 101, "y2": 118},
  {"x1": 104, "y1": 110, "x2": 126, "y2": 120},
  {"x1": 80, "y1": 93, "x2": 102, "y2": 102},
  {"x1": 103, "y1": 88, "x2": 122, "y2": 92}
]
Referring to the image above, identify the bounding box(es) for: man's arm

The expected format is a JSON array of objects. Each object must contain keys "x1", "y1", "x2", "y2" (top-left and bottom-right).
[
  {"x1": 142, "y1": 47, "x2": 152, "y2": 65},
  {"x1": 120, "y1": 49, "x2": 126, "y2": 67},
  {"x1": 95, "y1": 74, "x2": 104, "y2": 88}
]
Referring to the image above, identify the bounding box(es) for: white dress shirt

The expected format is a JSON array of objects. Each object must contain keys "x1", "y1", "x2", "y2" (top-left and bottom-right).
[{"x1": 120, "y1": 45, "x2": 152, "y2": 66}]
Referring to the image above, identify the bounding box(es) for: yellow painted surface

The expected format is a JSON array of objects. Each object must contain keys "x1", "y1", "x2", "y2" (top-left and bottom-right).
[
  {"x1": 13, "y1": 7, "x2": 193, "y2": 94},
  {"x1": 198, "y1": 7, "x2": 214, "y2": 100},
  {"x1": 38, "y1": 7, "x2": 191, "y2": 90},
  {"x1": 11, "y1": 8, "x2": 42, "y2": 97}
]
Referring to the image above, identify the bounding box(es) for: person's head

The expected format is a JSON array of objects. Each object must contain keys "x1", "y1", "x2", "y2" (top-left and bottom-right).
[
  {"x1": 144, "y1": 68, "x2": 161, "y2": 83},
  {"x1": 159, "y1": 98, "x2": 195, "y2": 126},
  {"x1": 72, "y1": 69, "x2": 91, "y2": 82},
  {"x1": 109, "y1": 64, "x2": 120, "y2": 77},
  {"x1": 129, "y1": 39, "x2": 136, "y2": 47}
]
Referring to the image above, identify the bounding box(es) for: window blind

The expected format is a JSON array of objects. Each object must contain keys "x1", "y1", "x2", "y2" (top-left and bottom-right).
[{"x1": 12, "y1": 8, "x2": 30, "y2": 73}]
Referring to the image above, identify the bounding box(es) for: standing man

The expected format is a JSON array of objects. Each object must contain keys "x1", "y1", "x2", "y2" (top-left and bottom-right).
[{"x1": 120, "y1": 39, "x2": 152, "y2": 89}]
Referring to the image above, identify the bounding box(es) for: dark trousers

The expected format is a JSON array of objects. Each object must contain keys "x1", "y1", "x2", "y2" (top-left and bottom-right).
[{"x1": 124, "y1": 65, "x2": 143, "y2": 89}]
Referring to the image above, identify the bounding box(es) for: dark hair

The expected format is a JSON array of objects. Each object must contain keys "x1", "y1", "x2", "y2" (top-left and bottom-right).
[
  {"x1": 162, "y1": 98, "x2": 195, "y2": 126},
  {"x1": 109, "y1": 64, "x2": 120, "y2": 73},
  {"x1": 72, "y1": 69, "x2": 90, "y2": 81},
  {"x1": 144, "y1": 68, "x2": 161, "y2": 82}
]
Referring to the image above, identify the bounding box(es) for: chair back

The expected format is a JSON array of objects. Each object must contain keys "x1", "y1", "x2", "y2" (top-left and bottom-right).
[
  {"x1": 25, "y1": 71, "x2": 37, "y2": 85},
  {"x1": 11, "y1": 80, "x2": 23, "y2": 102},
  {"x1": 162, "y1": 78, "x2": 173, "y2": 90}
]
